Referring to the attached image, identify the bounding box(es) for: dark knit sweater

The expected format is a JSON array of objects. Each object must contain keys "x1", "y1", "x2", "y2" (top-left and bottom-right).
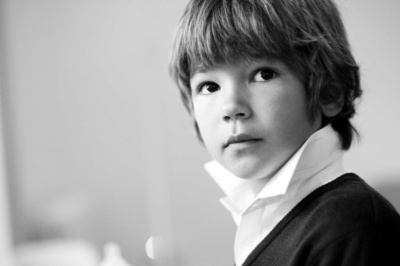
[{"x1": 241, "y1": 173, "x2": 400, "y2": 266}]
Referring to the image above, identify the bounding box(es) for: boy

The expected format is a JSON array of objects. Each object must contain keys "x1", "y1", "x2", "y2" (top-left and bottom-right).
[{"x1": 170, "y1": 0, "x2": 400, "y2": 265}]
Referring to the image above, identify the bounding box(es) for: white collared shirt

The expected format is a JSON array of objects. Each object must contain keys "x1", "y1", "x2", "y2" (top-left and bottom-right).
[{"x1": 205, "y1": 125, "x2": 348, "y2": 266}]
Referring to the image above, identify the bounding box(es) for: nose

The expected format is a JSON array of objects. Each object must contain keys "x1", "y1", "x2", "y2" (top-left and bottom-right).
[{"x1": 221, "y1": 87, "x2": 252, "y2": 122}]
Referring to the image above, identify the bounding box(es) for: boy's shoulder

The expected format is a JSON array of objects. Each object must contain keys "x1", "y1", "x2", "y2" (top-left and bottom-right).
[
  {"x1": 290, "y1": 173, "x2": 400, "y2": 242},
  {"x1": 306, "y1": 173, "x2": 400, "y2": 231},
  {"x1": 243, "y1": 173, "x2": 400, "y2": 266}
]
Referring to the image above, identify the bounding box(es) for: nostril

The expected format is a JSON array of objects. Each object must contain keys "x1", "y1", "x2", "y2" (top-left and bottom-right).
[
  {"x1": 223, "y1": 115, "x2": 232, "y2": 122},
  {"x1": 223, "y1": 112, "x2": 246, "y2": 122},
  {"x1": 221, "y1": 102, "x2": 251, "y2": 122}
]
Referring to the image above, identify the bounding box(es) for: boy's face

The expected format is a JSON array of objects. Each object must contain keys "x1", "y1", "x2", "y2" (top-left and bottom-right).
[{"x1": 190, "y1": 58, "x2": 321, "y2": 180}]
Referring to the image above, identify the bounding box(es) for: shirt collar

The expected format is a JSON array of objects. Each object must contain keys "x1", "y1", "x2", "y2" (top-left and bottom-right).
[{"x1": 205, "y1": 125, "x2": 343, "y2": 215}]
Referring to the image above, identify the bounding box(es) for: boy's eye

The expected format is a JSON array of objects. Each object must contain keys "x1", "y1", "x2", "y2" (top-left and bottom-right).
[
  {"x1": 253, "y1": 68, "x2": 277, "y2": 82},
  {"x1": 198, "y1": 82, "x2": 220, "y2": 95}
]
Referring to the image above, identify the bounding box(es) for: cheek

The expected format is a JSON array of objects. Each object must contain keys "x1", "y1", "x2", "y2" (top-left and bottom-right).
[
  {"x1": 277, "y1": 95, "x2": 319, "y2": 142},
  {"x1": 193, "y1": 104, "x2": 214, "y2": 140},
  {"x1": 259, "y1": 87, "x2": 312, "y2": 134},
  {"x1": 256, "y1": 90, "x2": 300, "y2": 121}
]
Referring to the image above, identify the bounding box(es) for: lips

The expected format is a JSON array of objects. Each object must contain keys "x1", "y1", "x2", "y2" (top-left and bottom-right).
[{"x1": 224, "y1": 134, "x2": 262, "y2": 148}]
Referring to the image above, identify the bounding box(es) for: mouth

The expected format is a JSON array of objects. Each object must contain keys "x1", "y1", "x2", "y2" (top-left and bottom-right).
[{"x1": 224, "y1": 134, "x2": 262, "y2": 148}]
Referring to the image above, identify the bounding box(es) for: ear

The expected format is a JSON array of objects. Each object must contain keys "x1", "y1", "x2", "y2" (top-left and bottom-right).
[{"x1": 321, "y1": 101, "x2": 343, "y2": 118}]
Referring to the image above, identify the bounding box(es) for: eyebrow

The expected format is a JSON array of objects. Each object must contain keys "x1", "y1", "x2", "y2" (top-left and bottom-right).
[{"x1": 191, "y1": 64, "x2": 210, "y2": 75}]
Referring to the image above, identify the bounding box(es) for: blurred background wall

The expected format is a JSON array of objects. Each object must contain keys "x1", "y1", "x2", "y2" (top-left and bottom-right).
[
  {"x1": 0, "y1": 0, "x2": 399, "y2": 265},
  {"x1": 339, "y1": 0, "x2": 400, "y2": 208}
]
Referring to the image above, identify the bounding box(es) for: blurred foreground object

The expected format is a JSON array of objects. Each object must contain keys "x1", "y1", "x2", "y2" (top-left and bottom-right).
[{"x1": 100, "y1": 243, "x2": 133, "y2": 266}]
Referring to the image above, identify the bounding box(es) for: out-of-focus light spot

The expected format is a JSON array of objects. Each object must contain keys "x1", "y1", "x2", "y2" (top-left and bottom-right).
[{"x1": 145, "y1": 236, "x2": 165, "y2": 261}]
